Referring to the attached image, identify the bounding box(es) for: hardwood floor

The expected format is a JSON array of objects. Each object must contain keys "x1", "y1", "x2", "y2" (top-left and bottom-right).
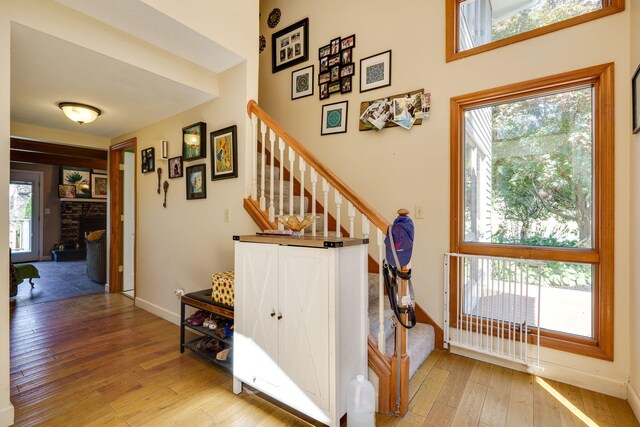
[{"x1": 9, "y1": 293, "x2": 639, "y2": 426}]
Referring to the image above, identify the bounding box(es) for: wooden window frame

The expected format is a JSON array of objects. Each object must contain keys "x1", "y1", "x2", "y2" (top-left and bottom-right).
[
  {"x1": 450, "y1": 63, "x2": 615, "y2": 360},
  {"x1": 446, "y1": 0, "x2": 625, "y2": 63}
]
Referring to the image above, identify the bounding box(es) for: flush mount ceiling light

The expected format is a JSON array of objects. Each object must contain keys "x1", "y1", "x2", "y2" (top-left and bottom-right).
[{"x1": 58, "y1": 102, "x2": 102, "y2": 124}]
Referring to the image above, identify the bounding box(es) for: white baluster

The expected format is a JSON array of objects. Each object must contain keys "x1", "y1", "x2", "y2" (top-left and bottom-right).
[
  {"x1": 348, "y1": 202, "x2": 355, "y2": 237},
  {"x1": 251, "y1": 115, "x2": 258, "y2": 200},
  {"x1": 259, "y1": 122, "x2": 267, "y2": 211},
  {"x1": 268, "y1": 130, "x2": 276, "y2": 222},
  {"x1": 288, "y1": 147, "x2": 295, "y2": 217},
  {"x1": 310, "y1": 168, "x2": 318, "y2": 236},
  {"x1": 334, "y1": 192, "x2": 342, "y2": 238},
  {"x1": 298, "y1": 158, "x2": 306, "y2": 221},
  {"x1": 278, "y1": 138, "x2": 285, "y2": 230},
  {"x1": 361, "y1": 213, "x2": 370, "y2": 238},
  {"x1": 377, "y1": 228, "x2": 385, "y2": 353},
  {"x1": 322, "y1": 178, "x2": 330, "y2": 237}
]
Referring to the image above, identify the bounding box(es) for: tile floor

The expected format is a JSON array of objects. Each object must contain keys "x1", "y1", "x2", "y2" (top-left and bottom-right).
[{"x1": 10, "y1": 260, "x2": 105, "y2": 307}]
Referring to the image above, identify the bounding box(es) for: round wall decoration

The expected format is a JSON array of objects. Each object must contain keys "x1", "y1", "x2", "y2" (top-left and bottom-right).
[
  {"x1": 259, "y1": 35, "x2": 266, "y2": 53},
  {"x1": 267, "y1": 8, "x2": 281, "y2": 28}
]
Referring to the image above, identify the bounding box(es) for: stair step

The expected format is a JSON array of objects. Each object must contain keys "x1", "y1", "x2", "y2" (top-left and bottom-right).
[
  {"x1": 256, "y1": 167, "x2": 281, "y2": 180},
  {"x1": 261, "y1": 195, "x2": 310, "y2": 216},
  {"x1": 257, "y1": 179, "x2": 291, "y2": 196},
  {"x1": 384, "y1": 323, "x2": 435, "y2": 380}
]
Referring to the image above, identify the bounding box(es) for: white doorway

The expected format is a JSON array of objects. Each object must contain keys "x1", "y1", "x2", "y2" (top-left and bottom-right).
[
  {"x1": 9, "y1": 170, "x2": 43, "y2": 263},
  {"x1": 122, "y1": 150, "x2": 135, "y2": 298}
]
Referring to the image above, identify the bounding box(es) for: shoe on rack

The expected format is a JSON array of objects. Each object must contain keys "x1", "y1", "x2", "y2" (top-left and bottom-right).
[{"x1": 216, "y1": 347, "x2": 232, "y2": 362}]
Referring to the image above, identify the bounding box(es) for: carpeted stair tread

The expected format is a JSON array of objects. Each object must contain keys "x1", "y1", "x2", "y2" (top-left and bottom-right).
[{"x1": 384, "y1": 323, "x2": 435, "y2": 380}]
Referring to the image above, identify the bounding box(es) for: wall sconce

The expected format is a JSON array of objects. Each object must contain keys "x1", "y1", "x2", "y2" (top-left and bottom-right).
[
  {"x1": 58, "y1": 102, "x2": 102, "y2": 124},
  {"x1": 161, "y1": 140, "x2": 169, "y2": 159}
]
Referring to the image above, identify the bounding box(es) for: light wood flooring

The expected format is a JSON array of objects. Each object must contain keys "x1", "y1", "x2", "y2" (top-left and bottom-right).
[{"x1": 10, "y1": 293, "x2": 640, "y2": 426}]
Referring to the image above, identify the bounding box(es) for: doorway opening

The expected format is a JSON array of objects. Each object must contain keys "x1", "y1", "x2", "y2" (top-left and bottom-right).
[{"x1": 9, "y1": 170, "x2": 42, "y2": 263}]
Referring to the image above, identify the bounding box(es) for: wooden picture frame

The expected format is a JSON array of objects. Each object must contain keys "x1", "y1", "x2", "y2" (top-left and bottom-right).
[
  {"x1": 291, "y1": 65, "x2": 314, "y2": 100},
  {"x1": 141, "y1": 147, "x2": 156, "y2": 173},
  {"x1": 360, "y1": 50, "x2": 392, "y2": 93},
  {"x1": 186, "y1": 164, "x2": 207, "y2": 200},
  {"x1": 634, "y1": 64, "x2": 640, "y2": 134},
  {"x1": 58, "y1": 184, "x2": 76, "y2": 198},
  {"x1": 210, "y1": 125, "x2": 238, "y2": 181},
  {"x1": 61, "y1": 166, "x2": 91, "y2": 198},
  {"x1": 182, "y1": 122, "x2": 207, "y2": 162},
  {"x1": 168, "y1": 156, "x2": 183, "y2": 179},
  {"x1": 272, "y1": 18, "x2": 309, "y2": 73},
  {"x1": 321, "y1": 101, "x2": 348, "y2": 135},
  {"x1": 91, "y1": 174, "x2": 108, "y2": 199}
]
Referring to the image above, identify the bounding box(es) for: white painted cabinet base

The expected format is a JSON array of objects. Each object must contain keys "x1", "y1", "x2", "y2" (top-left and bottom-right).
[{"x1": 233, "y1": 236, "x2": 368, "y2": 426}]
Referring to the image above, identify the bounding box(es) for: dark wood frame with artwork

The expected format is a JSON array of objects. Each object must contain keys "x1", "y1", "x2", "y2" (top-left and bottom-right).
[
  {"x1": 182, "y1": 122, "x2": 207, "y2": 162},
  {"x1": 291, "y1": 65, "x2": 314, "y2": 100},
  {"x1": 272, "y1": 18, "x2": 309, "y2": 73},
  {"x1": 186, "y1": 164, "x2": 207, "y2": 200},
  {"x1": 141, "y1": 147, "x2": 155, "y2": 173},
  {"x1": 168, "y1": 156, "x2": 184, "y2": 179},
  {"x1": 61, "y1": 166, "x2": 92, "y2": 198},
  {"x1": 91, "y1": 174, "x2": 108, "y2": 199},
  {"x1": 360, "y1": 50, "x2": 392, "y2": 93},
  {"x1": 210, "y1": 125, "x2": 238, "y2": 181},
  {"x1": 321, "y1": 101, "x2": 348, "y2": 136}
]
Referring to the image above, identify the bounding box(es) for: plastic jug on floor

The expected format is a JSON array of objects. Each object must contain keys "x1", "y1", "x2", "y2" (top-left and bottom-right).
[{"x1": 347, "y1": 374, "x2": 375, "y2": 427}]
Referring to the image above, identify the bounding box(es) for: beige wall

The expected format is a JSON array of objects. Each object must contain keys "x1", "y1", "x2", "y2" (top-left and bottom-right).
[
  {"x1": 259, "y1": 0, "x2": 633, "y2": 397},
  {"x1": 629, "y1": 0, "x2": 640, "y2": 417},
  {"x1": 0, "y1": 5, "x2": 13, "y2": 426},
  {"x1": 111, "y1": 62, "x2": 258, "y2": 323},
  {"x1": 10, "y1": 163, "x2": 60, "y2": 258},
  {"x1": 11, "y1": 122, "x2": 111, "y2": 149}
]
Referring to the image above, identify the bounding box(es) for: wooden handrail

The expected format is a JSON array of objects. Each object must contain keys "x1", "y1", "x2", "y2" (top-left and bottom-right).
[{"x1": 247, "y1": 100, "x2": 389, "y2": 233}]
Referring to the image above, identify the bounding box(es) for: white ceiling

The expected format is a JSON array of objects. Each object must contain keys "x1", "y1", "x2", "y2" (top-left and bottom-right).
[{"x1": 10, "y1": 2, "x2": 245, "y2": 139}]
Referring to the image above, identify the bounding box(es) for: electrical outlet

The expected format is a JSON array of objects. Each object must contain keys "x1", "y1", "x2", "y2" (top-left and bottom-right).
[
  {"x1": 224, "y1": 208, "x2": 231, "y2": 223},
  {"x1": 44, "y1": 208, "x2": 51, "y2": 215},
  {"x1": 415, "y1": 205, "x2": 425, "y2": 219}
]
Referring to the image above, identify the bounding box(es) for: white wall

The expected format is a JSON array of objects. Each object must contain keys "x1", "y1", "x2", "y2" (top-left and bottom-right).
[
  {"x1": 112, "y1": 62, "x2": 258, "y2": 323},
  {"x1": 259, "y1": 0, "x2": 633, "y2": 398},
  {"x1": 629, "y1": 0, "x2": 640, "y2": 418}
]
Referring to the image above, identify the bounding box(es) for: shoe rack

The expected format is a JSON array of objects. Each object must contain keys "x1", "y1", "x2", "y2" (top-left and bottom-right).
[{"x1": 180, "y1": 289, "x2": 234, "y2": 372}]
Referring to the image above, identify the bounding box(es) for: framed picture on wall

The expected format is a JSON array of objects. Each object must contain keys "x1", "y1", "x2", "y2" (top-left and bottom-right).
[
  {"x1": 186, "y1": 164, "x2": 207, "y2": 200},
  {"x1": 291, "y1": 65, "x2": 314, "y2": 100},
  {"x1": 321, "y1": 101, "x2": 348, "y2": 136},
  {"x1": 61, "y1": 166, "x2": 91, "y2": 198},
  {"x1": 168, "y1": 156, "x2": 183, "y2": 179},
  {"x1": 272, "y1": 18, "x2": 309, "y2": 73},
  {"x1": 633, "y1": 64, "x2": 640, "y2": 134},
  {"x1": 141, "y1": 147, "x2": 155, "y2": 173},
  {"x1": 91, "y1": 174, "x2": 108, "y2": 199},
  {"x1": 360, "y1": 50, "x2": 392, "y2": 93},
  {"x1": 58, "y1": 184, "x2": 76, "y2": 199},
  {"x1": 182, "y1": 122, "x2": 207, "y2": 162},
  {"x1": 210, "y1": 125, "x2": 238, "y2": 181}
]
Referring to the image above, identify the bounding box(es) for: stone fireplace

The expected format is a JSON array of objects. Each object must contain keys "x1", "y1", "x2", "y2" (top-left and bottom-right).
[{"x1": 60, "y1": 201, "x2": 107, "y2": 248}]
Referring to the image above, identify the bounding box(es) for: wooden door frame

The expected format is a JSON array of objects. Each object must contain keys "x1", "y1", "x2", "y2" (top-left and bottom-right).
[{"x1": 109, "y1": 138, "x2": 137, "y2": 294}]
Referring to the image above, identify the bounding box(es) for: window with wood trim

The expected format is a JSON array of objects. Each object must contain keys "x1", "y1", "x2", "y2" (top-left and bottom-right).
[
  {"x1": 446, "y1": 0, "x2": 625, "y2": 62},
  {"x1": 450, "y1": 63, "x2": 614, "y2": 360}
]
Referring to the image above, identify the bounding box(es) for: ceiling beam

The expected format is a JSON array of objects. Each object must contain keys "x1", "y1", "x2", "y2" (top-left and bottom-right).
[{"x1": 10, "y1": 138, "x2": 108, "y2": 169}]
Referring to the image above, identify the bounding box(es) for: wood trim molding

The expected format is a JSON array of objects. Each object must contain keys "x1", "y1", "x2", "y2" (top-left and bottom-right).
[
  {"x1": 446, "y1": 0, "x2": 625, "y2": 63},
  {"x1": 415, "y1": 304, "x2": 445, "y2": 350},
  {"x1": 247, "y1": 100, "x2": 389, "y2": 233},
  {"x1": 10, "y1": 137, "x2": 107, "y2": 169},
  {"x1": 108, "y1": 138, "x2": 136, "y2": 294},
  {"x1": 449, "y1": 63, "x2": 615, "y2": 360}
]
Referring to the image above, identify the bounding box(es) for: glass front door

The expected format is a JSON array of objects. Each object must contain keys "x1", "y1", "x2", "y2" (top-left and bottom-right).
[{"x1": 10, "y1": 171, "x2": 41, "y2": 263}]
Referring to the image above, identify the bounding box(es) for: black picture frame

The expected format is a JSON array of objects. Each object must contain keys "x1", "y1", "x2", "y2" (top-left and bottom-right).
[
  {"x1": 182, "y1": 122, "x2": 207, "y2": 162},
  {"x1": 141, "y1": 147, "x2": 155, "y2": 174},
  {"x1": 319, "y1": 83, "x2": 329, "y2": 100},
  {"x1": 319, "y1": 44, "x2": 331, "y2": 58},
  {"x1": 340, "y1": 34, "x2": 356, "y2": 50},
  {"x1": 330, "y1": 65, "x2": 340, "y2": 82},
  {"x1": 340, "y1": 76, "x2": 352, "y2": 94},
  {"x1": 340, "y1": 63, "x2": 355, "y2": 78},
  {"x1": 328, "y1": 81, "x2": 341, "y2": 94},
  {"x1": 291, "y1": 65, "x2": 314, "y2": 100},
  {"x1": 320, "y1": 57, "x2": 329, "y2": 73},
  {"x1": 319, "y1": 72, "x2": 330, "y2": 85},
  {"x1": 272, "y1": 18, "x2": 309, "y2": 73},
  {"x1": 210, "y1": 125, "x2": 238, "y2": 181},
  {"x1": 321, "y1": 101, "x2": 348, "y2": 135},
  {"x1": 330, "y1": 37, "x2": 341, "y2": 55},
  {"x1": 360, "y1": 50, "x2": 392, "y2": 93},
  {"x1": 186, "y1": 164, "x2": 207, "y2": 200},
  {"x1": 341, "y1": 48, "x2": 352, "y2": 65},
  {"x1": 60, "y1": 167, "x2": 91, "y2": 198},
  {"x1": 634, "y1": 64, "x2": 640, "y2": 134},
  {"x1": 168, "y1": 156, "x2": 183, "y2": 179}
]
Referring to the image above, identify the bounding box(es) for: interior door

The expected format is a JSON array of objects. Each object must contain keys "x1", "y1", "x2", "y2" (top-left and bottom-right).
[
  {"x1": 9, "y1": 170, "x2": 41, "y2": 263},
  {"x1": 278, "y1": 245, "x2": 330, "y2": 414},
  {"x1": 234, "y1": 242, "x2": 280, "y2": 388}
]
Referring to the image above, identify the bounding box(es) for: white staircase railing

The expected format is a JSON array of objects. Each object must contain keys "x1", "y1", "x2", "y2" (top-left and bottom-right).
[
  {"x1": 444, "y1": 253, "x2": 542, "y2": 370},
  {"x1": 246, "y1": 100, "x2": 390, "y2": 355}
]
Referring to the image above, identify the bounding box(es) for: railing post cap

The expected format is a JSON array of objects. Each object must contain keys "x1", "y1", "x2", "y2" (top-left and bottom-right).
[{"x1": 397, "y1": 208, "x2": 410, "y2": 216}]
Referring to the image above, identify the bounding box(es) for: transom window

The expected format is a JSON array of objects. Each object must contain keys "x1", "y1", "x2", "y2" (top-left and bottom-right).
[
  {"x1": 450, "y1": 64, "x2": 614, "y2": 359},
  {"x1": 446, "y1": 0, "x2": 625, "y2": 62}
]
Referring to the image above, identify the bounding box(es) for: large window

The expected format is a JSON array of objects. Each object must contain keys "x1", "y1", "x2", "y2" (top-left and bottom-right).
[
  {"x1": 450, "y1": 64, "x2": 614, "y2": 359},
  {"x1": 446, "y1": 0, "x2": 624, "y2": 62}
]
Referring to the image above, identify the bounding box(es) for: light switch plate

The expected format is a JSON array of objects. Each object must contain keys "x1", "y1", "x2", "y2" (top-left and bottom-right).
[{"x1": 415, "y1": 205, "x2": 425, "y2": 219}]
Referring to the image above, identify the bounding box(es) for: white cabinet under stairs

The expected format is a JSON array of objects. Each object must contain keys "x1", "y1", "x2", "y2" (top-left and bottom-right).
[{"x1": 233, "y1": 235, "x2": 369, "y2": 426}]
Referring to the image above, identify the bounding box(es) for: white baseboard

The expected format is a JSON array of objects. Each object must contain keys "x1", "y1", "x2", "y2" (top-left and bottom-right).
[
  {"x1": 451, "y1": 346, "x2": 627, "y2": 398},
  {"x1": 135, "y1": 297, "x2": 180, "y2": 326},
  {"x1": 628, "y1": 382, "x2": 640, "y2": 423},
  {"x1": 0, "y1": 403, "x2": 14, "y2": 426}
]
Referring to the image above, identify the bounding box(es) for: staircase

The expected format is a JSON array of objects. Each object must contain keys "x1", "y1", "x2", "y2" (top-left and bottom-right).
[{"x1": 244, "y1": 100, "x2": 440, "y2": 416}]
